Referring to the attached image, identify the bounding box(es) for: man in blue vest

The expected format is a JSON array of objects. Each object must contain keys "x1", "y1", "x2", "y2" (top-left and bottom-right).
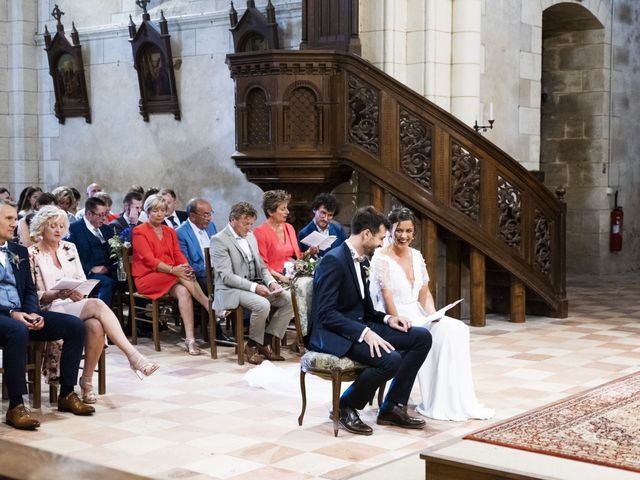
[{"x1": 0, "y1": 199, "x2": 94, "y2": 429}]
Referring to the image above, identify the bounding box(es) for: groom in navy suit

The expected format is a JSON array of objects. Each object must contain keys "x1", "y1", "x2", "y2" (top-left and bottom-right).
[
  {"x1": 0, "y1": 199, "x2": 94, "y2": 429},
  {"x1": 309, "y1": 206, "x2": 431, "y2": 435}
]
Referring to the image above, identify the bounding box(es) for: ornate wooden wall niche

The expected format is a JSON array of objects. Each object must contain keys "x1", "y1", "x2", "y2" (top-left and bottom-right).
[
  {"x1": 242, "y1": 86, "x2": 271, "y2": 146},
  {"x1": 283, "y1": 81, "x2": 322, "y2": 147},
  {"x1": 229, "y1": 1, "x2": 280, "y2": 53},
  {"x1": 43, "y1": 5, "x2": 91, "y2": 124},
  {"x1": 129, "y1": 2, "x2": 180, "y2": 121},
  {"x1": 300, "y1": 0, "x2": 361, "y2": 54}
]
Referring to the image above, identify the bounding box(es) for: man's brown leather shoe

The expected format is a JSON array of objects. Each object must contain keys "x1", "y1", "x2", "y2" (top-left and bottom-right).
[
  {"x1": 58, "y1": 392, "x2": 95, "y2": 415},
  {"x1": 256, "y1": 344, "x2": 285, "y2": 361},
  {"x1": 245, "y1": 343, "x2": 263, "y2": 365},
  {"x1": 6, "y1": 404, "x2": 40, "y2": 430}
]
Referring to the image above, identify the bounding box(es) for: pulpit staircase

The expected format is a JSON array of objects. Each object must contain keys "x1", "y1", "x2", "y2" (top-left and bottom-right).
[{"x1": 226, "y1": 49, "x2": 567, "y2": 324}]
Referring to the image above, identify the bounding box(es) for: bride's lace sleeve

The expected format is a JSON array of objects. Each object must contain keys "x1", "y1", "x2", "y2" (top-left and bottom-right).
[
  {"x1": 371, "y1": 254, "x2": 392, "y2": 290},
  {"x1": 369, "y1": 254, "x2": 392, "y2": 311}
]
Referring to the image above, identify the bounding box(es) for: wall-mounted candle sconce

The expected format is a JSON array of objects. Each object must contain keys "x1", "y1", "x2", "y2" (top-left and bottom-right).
[{"x1": 474, "y1": 102, "x2": 494, "y2": 133}]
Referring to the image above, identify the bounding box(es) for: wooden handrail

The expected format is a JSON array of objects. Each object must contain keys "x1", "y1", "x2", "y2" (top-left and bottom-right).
[{"x1": 227, "y1": 50, "x2": 567, "y2": 317}]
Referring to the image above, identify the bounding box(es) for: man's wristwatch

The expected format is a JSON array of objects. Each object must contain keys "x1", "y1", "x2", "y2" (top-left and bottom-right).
[{"x1": 8, "y1": 309, "x2": 16, "y2": 317}]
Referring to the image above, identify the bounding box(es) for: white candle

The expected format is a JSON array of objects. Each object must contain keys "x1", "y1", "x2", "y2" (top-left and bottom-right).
[{"x1": 489, "y1": 102, "x2": 494, "y2": 121}]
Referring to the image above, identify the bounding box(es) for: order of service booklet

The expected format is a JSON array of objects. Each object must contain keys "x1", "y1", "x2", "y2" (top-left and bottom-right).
[
  {"x1": 300, "y1": 231, "x2": 337, "y2": 251},
  {"x1": 50, "y1": 278, "x2": 100, "y2": 297},
  {"x1": 421, "y1": 298, "x2": 464, "y2": 323}
]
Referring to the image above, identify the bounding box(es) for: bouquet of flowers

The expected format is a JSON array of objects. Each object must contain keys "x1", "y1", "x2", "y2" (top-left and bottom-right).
[
  {"x1": 286, "y1": 256, "x2": 318, "y2": 280},
  {"x1": 108, "y1": 227, "x2": 132, "y2": 261}
]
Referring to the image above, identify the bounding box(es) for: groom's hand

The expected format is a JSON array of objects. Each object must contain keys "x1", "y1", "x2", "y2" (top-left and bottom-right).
[
  {"x1": 363, "y1": 330, "x2": 395, "y2": 358},
  {"x1": 388, "y1": 315, "x2": 411, "y2": 332}
]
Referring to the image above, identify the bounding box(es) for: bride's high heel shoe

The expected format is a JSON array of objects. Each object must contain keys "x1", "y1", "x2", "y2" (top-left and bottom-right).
[
  {"x1": 79, "y1": 376, "x2": 97, "y2": 404},
  {"x1": 128, "y1": 353, "x2": 160, "y2": 380}
]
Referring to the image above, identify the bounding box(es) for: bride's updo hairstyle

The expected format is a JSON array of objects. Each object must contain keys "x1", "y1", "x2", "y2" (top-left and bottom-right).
[{"x1": 387, "y1": 207, "x2": 416, "y2": 227}]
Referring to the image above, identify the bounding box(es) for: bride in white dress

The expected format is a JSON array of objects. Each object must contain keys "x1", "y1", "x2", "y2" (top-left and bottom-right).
[{"x1": 369, "y1": 207, "x2": 493, "y2": 421}]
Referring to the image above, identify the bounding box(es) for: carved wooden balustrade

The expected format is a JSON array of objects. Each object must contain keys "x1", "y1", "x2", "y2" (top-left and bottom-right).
[{"x1": 227, "y1": 50, "x2": 568, "y2": 321}]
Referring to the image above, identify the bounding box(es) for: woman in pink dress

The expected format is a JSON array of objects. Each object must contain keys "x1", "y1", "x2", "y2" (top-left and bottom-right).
[
  {"x1": 132, "y1": 194, "x2": 210, "y2": 355},
  {"x1": 29, "y1": 206, "x2": 159, "y2": 404},
  {"x1": 253, "y1": 190, "x2": 318, "y2": 284}
]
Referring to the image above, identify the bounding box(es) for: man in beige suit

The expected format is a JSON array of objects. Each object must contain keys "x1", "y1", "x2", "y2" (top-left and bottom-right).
[{"x1": 210, "y1": 202, "x2": 293, "y2": 364}]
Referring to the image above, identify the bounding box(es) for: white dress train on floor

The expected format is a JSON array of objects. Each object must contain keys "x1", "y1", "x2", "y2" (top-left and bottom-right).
[{"x1": 370, "y1": 249, "x2": 494, "y2": 421}]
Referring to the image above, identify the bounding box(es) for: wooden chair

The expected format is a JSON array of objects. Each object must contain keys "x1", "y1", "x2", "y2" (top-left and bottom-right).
[
  {"x1": 48, "y1": 347, "x2": 106, "y2": 403},
  {"x1": 0, "y1": 342, "x2": 44, "y2": 409},
  {"x1": 204, "y1": 247, "x2": 245, "y2": 363},
  {"x1": 291, "y1": 277, "x2": 385, "y2": 437},
  {"x1": 122, "y1": 246, "x2": 177, "y2": 351}
]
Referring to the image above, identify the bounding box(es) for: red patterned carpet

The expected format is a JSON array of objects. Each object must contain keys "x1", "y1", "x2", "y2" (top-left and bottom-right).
[{"x1": 465, "y1": 371, "x2": 640, "y2": 473}]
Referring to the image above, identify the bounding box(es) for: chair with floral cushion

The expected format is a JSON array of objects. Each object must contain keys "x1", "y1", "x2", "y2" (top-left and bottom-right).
[{"x1": 292, "y1": 276, "x2": 385, "y2": 437}]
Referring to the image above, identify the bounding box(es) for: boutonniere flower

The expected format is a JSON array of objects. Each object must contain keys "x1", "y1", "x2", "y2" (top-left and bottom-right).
[
  {"x1": 362, "y1": 264, "x2": 370, "y2": 282},
  {"x1": 10, "y1": 253, "x2": 24, "y2": 267}
]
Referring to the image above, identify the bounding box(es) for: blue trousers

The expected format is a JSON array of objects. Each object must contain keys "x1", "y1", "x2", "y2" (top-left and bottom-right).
[
  {"x1": 0, "y1": 311, "x2": 85, "y2": 399},
  {"x1": 87, "y1": 272, "x2": 116, "y2": 305},
  {"x1": 341, "y1": 324, "x2": 432, "y2": 411}
]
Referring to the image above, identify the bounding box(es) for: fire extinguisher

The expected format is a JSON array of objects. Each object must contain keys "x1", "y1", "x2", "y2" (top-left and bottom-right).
[{"x1": 610, "y1": 190, "x2": 623, "y2": 252}]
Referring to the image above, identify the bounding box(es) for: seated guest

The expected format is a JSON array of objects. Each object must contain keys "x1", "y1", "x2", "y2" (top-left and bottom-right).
[
  {"x1": 177, "y1": 198, "x2": 231, "y2": 342},
  {"x1": 132, "y1": 194, "x2": 212, "y2": 355},
  {"x1": 176, "y1": 198, "x2": 217, "y2": 289},
  {"x1": 211, "y1": 202, "x2": 293, "y2": 364},
  {"x1": 0, "y1": 188, "x2": 11, "y2": 201},
  {"x1": 160, "y1": 188, "x2": 187, "y2": 229},
  {"x1": 310, "y1": 206, "x2": 431, "y2": 435},
  {"x1": 75, "y1": 183, "x2": 103, "y2": 220},
  {"x1": 51, "y1": 186, "x2": 76, "y2": 223},
  {"x1": 17, "y1": 193, "x2": 58, "y2": 247},
  {"x1": 297, "y1": 192, "x2": 348, "y2": 257},
  {"x1": 16, "y1": 186, "x2": 42, "y2": 219},
  {"x1": 110, "y1": 190, "x2": 144, "y2": 241},
  {"x1": 0, "y1": 199, "x2": 92, "y2": 429},
  {"x1": 67, "y1": 197, "x2": 116, "y2": 305},
  {"x1": 29, "y1": 207, "x2": 159, "y2": 403},
  {"x1": 254, "y1": 190, "x2": 314, "y2": 285},
  {"x1": 94, "y1": 192, "x2": 118, "y2": 222},
  {"x1": 69, "y1": 188, "x2": 81, "y2": 216}
]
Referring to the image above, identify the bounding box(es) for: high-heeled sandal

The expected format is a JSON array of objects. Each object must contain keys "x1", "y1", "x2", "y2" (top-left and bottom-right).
[
  {"x1": 185, "y1": 338, "x2": 202, "y2": 356},
  {"x1": 128, "y1": 353, "x2": 160, "y2": 380},
  {"x1": 79, "y1": 376, "x2": 97, "y2": 404}
]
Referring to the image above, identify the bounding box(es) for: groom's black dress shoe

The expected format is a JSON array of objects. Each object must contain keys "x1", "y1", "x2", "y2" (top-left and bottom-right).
[
  {"x1": 337, "y1": 406, "x2": 373, "y2": 436},
  {"x1": 377, "y1": 404, "x2": 425, "y2": 429}
]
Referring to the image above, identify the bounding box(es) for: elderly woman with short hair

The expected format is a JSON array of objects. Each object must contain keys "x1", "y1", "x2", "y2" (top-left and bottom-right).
[
  {"x1": 253, "y1": 189, "x2": 318, "y2": 284},
  {"x1": 132, "y1": 194, "x2": 211, "y2": 355},
  {"x1": 28, "y1": 206, "x2": 159, "y2": 404}
]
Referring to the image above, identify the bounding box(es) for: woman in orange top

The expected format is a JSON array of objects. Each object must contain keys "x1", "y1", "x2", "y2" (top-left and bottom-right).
[
  {"x1": 132, "y1": 194, "x2": 210, "y2": 355},
  {"x1": 253, "y1": 190, "x2": 318, "y2": 284}
]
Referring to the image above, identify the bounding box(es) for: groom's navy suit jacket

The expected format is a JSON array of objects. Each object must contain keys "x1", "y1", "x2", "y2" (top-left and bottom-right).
[
  {"x1": 309, "y1": 242, "x2": 386, "y2": 357},
  {"x1": 0, "y1": 242, "x2": 39, "y2": 316}
]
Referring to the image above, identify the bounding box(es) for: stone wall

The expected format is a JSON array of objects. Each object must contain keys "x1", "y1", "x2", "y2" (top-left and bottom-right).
[{"x1": 4, "y1": 0, "x2": 301, "y2": 227}]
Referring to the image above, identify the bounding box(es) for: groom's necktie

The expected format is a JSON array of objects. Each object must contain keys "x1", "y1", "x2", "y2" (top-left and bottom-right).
[{"x1": 168, "y1": 216, "x2": 178, "y2": 228}]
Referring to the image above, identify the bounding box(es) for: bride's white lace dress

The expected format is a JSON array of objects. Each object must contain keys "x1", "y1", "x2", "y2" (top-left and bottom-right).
[{"x1": 370, "y1": 249, "x2": 494, "y2": 421}]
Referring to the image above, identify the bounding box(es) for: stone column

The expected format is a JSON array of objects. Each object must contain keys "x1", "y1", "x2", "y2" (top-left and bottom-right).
[
  {"x1": 3, "y1": 0, "x2": 41, "y2": 195},
  {"x1": 450, "y1": 0, "x2": 481, "y2": 125}
]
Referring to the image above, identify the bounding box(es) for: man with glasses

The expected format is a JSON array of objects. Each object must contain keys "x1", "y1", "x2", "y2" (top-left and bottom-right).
[
  {"x1": 298, "y1": 193, "x2": 348, "y2": 257},
  {"x1": 68, "y1": 197, "x2": 116, "y2": 304},
  {"x1": 177, "y1": 198, "x2": 233, "y2": 342}
]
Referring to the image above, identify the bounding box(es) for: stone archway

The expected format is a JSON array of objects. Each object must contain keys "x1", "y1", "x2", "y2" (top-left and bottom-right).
[{"x1": 540, "y1": 2, "x2": 607, "y2": 274}]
